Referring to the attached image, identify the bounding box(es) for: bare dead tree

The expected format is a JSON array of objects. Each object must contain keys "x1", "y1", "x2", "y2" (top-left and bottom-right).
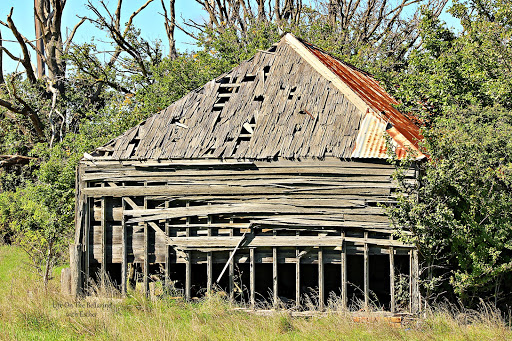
[
  {"x1": 0, "y1": 1, "x2": 85, "y2": 143},
  {"x1": 161, "y1": 0, "x2": 177, "y2": 59},
  {"x1": 0, "y1": 30, "x2": 4, "y2": 85}
]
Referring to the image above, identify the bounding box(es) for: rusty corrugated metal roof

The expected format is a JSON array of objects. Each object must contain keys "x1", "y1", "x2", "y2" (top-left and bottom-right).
[{"x1": 300, "y1": 40, "x2": 424, "y2": 159}]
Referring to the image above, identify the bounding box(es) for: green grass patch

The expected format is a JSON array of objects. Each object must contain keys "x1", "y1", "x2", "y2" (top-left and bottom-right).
[{"x1": 0, "y1": 245, "x2": 511, "y2": 340}]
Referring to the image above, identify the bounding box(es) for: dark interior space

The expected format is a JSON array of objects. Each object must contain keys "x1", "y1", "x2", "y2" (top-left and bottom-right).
[
  {"x1": 213, "y1": 263, "x2": 229, "y2": 294},
  {"x1": 300, "y1": 264, "x2": 319, "y2": 306},
  {"x1": 277, "y1": 263, "x2": 296, "y2": 304},
  {"x1": 347, "y1": 255, "x2": 364, "y2": 308},
  {"x1": 324, "y1": 263, "x2": 342, "y2": 304},
  {"x1": 234, "y1": 263, "x2": 250, "y2": 303},
  {"x1": 190, "y1": 264, "x2": 207, "y2": 298},
  {"x1": 254, "y1": 263, "x2": 273, "y2": 304},
  {"x1": 369, "y1": 255, "x2": 390, "y2": 309}
]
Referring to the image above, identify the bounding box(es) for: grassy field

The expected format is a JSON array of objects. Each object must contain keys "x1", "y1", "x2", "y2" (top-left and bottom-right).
[{"x1": 0, "y1": 245, "x2": 511, "y2": 341}]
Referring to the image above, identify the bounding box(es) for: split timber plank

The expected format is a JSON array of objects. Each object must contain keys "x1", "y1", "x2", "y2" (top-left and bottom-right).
[
  {"x1": 85, "y1": 185, "x2": 391, "y2": 199},
  {"x1": 165, "y1": 235, "x2": 411, "y2": 248},
  {"x1": 82, "y1": 166, "x2": 399, "y2": 179},
  {"x1": 124, "y1": 204, "x2": 384, "y2": 221}
]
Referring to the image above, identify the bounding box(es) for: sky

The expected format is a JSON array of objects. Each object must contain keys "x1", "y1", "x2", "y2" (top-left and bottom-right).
[
  {"x1": 0, "y1": 0, "x2": 461, "y2": 75},
  {"x1": 0, "y1": 0, "x2": 205, "y2": 74}
]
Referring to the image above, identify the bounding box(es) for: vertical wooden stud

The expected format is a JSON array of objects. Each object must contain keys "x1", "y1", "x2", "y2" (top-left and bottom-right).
[
  {"x1": 84, "y1": 197, "x2": 91, "y2": 290},
  {"x1": 165, "y1": 200, "x2": 170, "y2": 288},
  {"x1": 207, "y1": 207, "x2": 212, "y2": 295},
  {"x1": 101, "y1": 195, "x2": 107, "y2": 287},
  {"x1": 364, "y1": 231, "x2": 369, "y2": 310},
  {"x1": 389, "y1": 244, "x2": 395, "y2": 312},
  {"x1": 143, "y1": 195, "x2": 149, "y2": 297},
  {"x1": 121, "y1": 197, "x2": 127, "y2": 295},
  {"x1": 185, "y1": 251, "x2": 191, "y2": 300},
  {"x1": 341, "y1": 230, "x2": 347, "y2": 309},
  {"x1": 228, "y1": 217, "x2": 234, "y2": 301},
  {"x1": 296, "y1": 231, "x2": 301, "y2": 308},
  {"x1": 273, "y1": 246, "x2": 278, "y2": 308},
  {"x1": 250, "y1": 247, "x2": 255, "y2": 309},
  {"x1": 185, "y1": 201, "x2": 191, "y2": 300},
  {"x1": 410, "y1": 249, "x2": 420, "y2": 313},
  {"x1": 318, "y1": 247, "x2": 324, "y2": 310}
]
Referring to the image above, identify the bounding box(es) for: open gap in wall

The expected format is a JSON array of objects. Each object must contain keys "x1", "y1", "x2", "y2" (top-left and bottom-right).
[
  {"x1": 369, "y1": 255, "x2": 391, "y2": 309},
  {"x1": 255, "y1": 263, "x2": 273, "y2": 306},
  {"x1": 325, "y1": 263, "x2": 341, "y2": 307},
  {"x1": 277, "y1": 263, "x2": 296, "y2": 305},
  {"x1": 191, "y1": 264, "x2": 207, "y2": 299},
  {"x1": 234, "y1": 263, "x2": 250, "y2": 304},
  {"x1": 347, "y1": 255, "x2": 364, "y2": 309},
  {"x1": 300, "y1": 264, "x2": 319, "y2": 307}
]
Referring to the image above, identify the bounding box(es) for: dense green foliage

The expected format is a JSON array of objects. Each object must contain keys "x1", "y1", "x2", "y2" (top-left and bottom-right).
[{"x1": 386, "y1": 0, "x2": 512, "y2": 307}]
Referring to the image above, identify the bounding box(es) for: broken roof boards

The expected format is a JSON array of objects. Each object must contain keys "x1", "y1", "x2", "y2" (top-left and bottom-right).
[{"x1": 93, "y1": 33, "x2": 423, "y2": 161}]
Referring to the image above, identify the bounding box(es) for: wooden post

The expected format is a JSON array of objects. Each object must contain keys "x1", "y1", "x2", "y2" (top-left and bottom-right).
[
  {"x1": 70, "y1": 244, "x2": 81, "y2": 298},
  {"x1": 101, "y1": 195, "x2": 107, "y2": 287},
  {"x1": 207, "y1": 208, "x2": 212, "y2": 295},
  {"x1": 250, "y1": 247, "x2": 255, "y2": 309},
  {"x1": 143, "y1": 195, "x2": 149, "y2": 296},
  {"x1": 84, "y1": 197, "x2": 91, "y2": 290},
  {"x1": 185, "y1": 200, "x2": 191, "y2": 300},
  {"x1": 185, "y1": 251, "x2": 191, "y2": 300},
  {"x1": 273, "y1": 246, "x2": 278, "y2": 308},
  {"x1": 410, "y1": 249, "x2": 420, "y2": 313},
  {"x1": 165, "y1": 200, "x2": 170, "y2": 289},
  {"x1": 389, "y1": 244, "x2": 395, "y2": 312},
  {"x1": 341, "y1": 230, "x2": 347, "y2": 309},
  {"x1": 318, "y1": 247, "x2": 324, "y2": 310},
  {"x1": 364, "y1": 231, "x2": 369, "y2": 310},
  {"x1": 229, "y1": 217, "x2": 234, "y2": 301},
  {"x1": 121, "y1": 197, "x2": 128, "y2": 295},
  {"x1": 295, "y1": 246, "x2": 301, "y2": 308}
]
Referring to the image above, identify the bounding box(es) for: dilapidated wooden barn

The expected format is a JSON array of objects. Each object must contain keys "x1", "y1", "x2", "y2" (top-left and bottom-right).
[{"x1": 71, "y1": 33, "x2": 423, "y2": 312}]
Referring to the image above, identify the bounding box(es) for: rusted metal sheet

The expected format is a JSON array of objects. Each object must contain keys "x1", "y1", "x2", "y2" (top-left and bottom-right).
[{"x1": 302, "y1": 41, "x2": 424, "y2": 159}]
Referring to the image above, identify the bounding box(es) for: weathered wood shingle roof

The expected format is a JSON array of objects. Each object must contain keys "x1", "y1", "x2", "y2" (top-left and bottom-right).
[{"x1": 94, "y1": 34, "x2": 423, "y2": 160}]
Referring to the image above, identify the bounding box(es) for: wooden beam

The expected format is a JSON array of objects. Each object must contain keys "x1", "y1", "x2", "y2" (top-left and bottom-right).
[
  {"x1": 318, "y1": 247, "x2": 324, "y2": 310},
  {"x1": 163, "y1": 235, "x2": 412, "y2": 249},
  {"x1": 364, "y1": 231, "x2": 369, "y2": 310},
  {"x1": 341, "y1": 231, "x2": 347, "y2": 309},
  {"x1": 250, "y1": 247, "x2": 255, "y2": 309},
  {"x1": 121, "y1": 197, "x2": 128, "y2": 295}
]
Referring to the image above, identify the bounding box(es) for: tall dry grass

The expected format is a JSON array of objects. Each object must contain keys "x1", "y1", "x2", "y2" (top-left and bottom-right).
[{"x1": 1, "y1": 245, "x2": 511, "y2": 340}]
